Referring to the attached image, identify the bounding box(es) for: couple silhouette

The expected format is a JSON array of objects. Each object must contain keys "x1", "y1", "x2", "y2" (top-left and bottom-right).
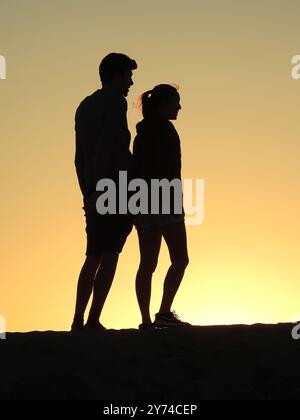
[{"x1": 72, "y1": 53, "x2": 190, "y2": 332}]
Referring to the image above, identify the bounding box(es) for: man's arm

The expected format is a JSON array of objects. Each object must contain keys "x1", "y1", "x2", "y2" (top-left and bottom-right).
[
  {"x1": 74, "y1": 106, "x2": 87, "y2": 195},
  {"x1": 94, "y1": 95, "x2": 128, "y2": 185}
]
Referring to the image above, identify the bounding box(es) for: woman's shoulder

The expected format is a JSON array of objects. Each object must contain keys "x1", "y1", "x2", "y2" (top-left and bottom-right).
[
  {"x1": 136, "y1": 117, "x2": 175, "y2": 131},
  {"x1": 134, "y1": 118, "x2": 179, "y2": 147},
  {"x1": 162, "y1": 120, "x2": 180, "y2": 142}
]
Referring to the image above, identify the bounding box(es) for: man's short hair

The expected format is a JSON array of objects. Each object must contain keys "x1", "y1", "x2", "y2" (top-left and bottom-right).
[{"x1": 99, "y1": 53, "x2": 137, "y2": 84}]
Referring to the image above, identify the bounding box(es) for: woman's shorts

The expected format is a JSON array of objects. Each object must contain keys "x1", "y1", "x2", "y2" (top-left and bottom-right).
[{"x1": 133, "y1": 213, "x2": 185, "y2": 230}]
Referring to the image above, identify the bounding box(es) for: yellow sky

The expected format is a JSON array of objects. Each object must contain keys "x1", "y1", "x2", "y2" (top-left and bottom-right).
[{"x1": 0, "y1": 0, "x2": 299, "y2": 332}]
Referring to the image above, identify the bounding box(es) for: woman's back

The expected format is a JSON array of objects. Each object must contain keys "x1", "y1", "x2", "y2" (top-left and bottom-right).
[{"x1": 133, "y1": 116, "x2": 182, "y2": 183}]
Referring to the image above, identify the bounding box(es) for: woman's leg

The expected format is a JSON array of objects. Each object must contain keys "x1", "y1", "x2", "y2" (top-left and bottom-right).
[
  {"x1": 159, "y1": 222, "x2": 189, "y2": 314},
  {"x1": 135, "y1": 227, "x2": 162, "y2": 324}
]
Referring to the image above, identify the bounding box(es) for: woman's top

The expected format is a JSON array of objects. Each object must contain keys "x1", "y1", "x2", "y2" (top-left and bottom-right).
[{"x1": 132, "y1": 115, "x2": 184, "y2": 228}]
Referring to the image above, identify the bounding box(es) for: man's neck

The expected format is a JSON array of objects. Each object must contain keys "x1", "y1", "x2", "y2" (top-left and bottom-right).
[{"x1": 102, "y1": 84, "x2": 121, "y2": 96}]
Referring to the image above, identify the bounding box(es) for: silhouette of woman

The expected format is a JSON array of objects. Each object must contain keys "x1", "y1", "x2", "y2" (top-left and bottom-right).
[{"x1": 133, "y1": 84, "x2": 191, "y2": 330}]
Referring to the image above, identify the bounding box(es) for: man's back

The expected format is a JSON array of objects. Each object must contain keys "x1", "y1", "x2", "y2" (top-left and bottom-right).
[{"x1": 75, "y1": 88, "x2": 132, "y2": 197}]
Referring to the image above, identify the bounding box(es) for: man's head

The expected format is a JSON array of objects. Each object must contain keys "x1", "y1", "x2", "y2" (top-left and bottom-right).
[{"x1": 99, "y1": 53, "x2": 137, "y2": 97}]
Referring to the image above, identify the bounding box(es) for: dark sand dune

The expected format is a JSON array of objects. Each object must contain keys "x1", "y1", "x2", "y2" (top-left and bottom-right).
[{"x1": 1, "y1": 324, "x2": 300, "y2": 400}]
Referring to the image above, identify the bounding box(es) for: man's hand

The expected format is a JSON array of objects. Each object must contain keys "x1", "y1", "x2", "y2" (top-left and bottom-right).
[{"x1": 83, "y1": 191, "x2": 99, "y2": 213}]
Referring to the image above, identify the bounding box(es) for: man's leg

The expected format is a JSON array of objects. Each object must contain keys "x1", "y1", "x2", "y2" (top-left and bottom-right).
[
  {"x1": 87, "y1": 252, "x2": 119, "y2": 325},
  {"x1": 72, "y1": 255, "x2": 101, "y2": 329}
]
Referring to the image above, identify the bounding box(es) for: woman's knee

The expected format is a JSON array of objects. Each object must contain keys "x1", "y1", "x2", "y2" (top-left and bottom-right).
[
  {"x1": 171, "y1": 254, "x2": 189, "y2": 271},
  {"x1": 139, "y1": 258, "x2": 159, "y2": 274}
]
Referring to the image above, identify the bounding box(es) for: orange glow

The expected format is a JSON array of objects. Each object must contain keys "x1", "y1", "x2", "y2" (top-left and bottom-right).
[{"x1": 0, "y1": 1, "x2": 299, "y2": 332}]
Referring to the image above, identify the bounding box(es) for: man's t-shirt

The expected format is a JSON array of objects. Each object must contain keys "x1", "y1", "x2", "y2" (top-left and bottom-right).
[{"x1": 75, "y1": 88, "x2": 132, "y2": 197}]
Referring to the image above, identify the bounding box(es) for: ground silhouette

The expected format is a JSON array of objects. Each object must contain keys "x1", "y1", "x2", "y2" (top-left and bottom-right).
[{"x1": 1, "y1": 324, "x2": 300, "y2": 400}]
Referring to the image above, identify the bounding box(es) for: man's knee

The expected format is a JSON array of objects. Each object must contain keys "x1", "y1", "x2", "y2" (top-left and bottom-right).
[
  {"x1": 100, "y1": 252, "x2": 119, "y2": 266},
  {"x1": 85, "y1": 254, "x2": 101, "y2": 267}
]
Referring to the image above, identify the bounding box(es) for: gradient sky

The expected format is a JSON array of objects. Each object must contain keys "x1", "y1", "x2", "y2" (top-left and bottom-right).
[{"x1": 0, "y1": 0, "x2": 299, "y2": 332}]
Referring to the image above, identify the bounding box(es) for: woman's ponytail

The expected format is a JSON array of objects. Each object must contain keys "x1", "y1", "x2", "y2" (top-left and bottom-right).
[{"x1": 141, "y1": 90, "x2": 154, "y2": 118}]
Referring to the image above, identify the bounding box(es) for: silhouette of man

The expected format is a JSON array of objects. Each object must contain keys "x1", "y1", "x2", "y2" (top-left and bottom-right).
[{"x1": 72, "y1": 53, "x2": 137, "y2": 331}]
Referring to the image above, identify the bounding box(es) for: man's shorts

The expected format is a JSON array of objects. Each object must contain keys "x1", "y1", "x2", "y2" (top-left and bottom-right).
[{"x1": 83, "y1": 194, "x2": 133, "y2": 256}]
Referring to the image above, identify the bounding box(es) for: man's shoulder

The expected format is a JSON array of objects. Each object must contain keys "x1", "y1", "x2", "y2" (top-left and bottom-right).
[
  {"x1": 76, "y1": 89, "x2": 103, "y2": 113},
  {"x1": 75, "y1": 91, "x2": 107, "y2": 128},
  {"x1": 76, "y1": 89, "x2": 126, "y2": 116}
]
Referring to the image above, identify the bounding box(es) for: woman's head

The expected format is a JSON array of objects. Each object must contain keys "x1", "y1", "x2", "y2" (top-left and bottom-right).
[{"x1": 140, "y1": 84, "x2": 181, "y2": 120}]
